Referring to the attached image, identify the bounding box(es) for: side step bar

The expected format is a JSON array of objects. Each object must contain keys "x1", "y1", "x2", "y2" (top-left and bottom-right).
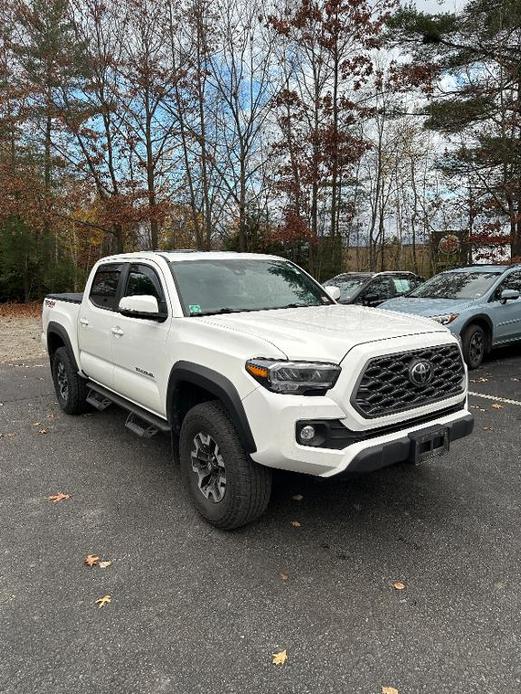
[
  {"x1": 86, "y1": 390, "x2": 112, "y2": 411},
  {"x1": 86, "y1": 381, "x2": 170, "y2": 437}
]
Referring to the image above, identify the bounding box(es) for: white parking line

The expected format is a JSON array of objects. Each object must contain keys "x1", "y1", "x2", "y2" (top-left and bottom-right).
[{"x1": 469, "y1": 391, "x2": 521, "y2": 407}]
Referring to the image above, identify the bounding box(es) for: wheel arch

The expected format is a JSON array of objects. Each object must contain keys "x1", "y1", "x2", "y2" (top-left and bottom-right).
[
  {"x1": 460, "y1": 314, "x2": 493, "y2": 352},
  {"x1": 47, "y1": 322, "x2": 79, "y2": 370},
  {"x1": 166, "y1": 362, "x2": 257, "y2": 453}
]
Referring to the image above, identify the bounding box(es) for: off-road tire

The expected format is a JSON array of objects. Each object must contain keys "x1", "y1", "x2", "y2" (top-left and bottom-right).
[
  {"x1": 52, "y1": 346, "x2": 89, "y2": 415},
  {"x1": 179, "y1": 401, "x2": 272, "y2": 529},
  {"x1": 462, "y1": 324, "x2": 486, "y2": 370}
]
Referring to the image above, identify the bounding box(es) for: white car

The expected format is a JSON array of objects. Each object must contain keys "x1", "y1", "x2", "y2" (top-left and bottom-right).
[{"x1": 42, "y1": 251, "x2": 473, "y2": 528}]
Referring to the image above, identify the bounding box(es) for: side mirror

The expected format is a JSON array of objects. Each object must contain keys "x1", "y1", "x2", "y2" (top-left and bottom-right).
[
  {"x1": 119, "y1": 294, "x2": 161, "y2": 319},
  {"x1": 362, "y1": 292, "x2": 379, "y2": 305},
  {"x1": 500, "y1": 288, "x2": 520, "y2": 304},
  {"x1": 325, "y1": 285, "x2": 341, "y2": 301}
]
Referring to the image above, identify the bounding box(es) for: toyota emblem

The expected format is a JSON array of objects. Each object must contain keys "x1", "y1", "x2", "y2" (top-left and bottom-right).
[{"x1": 409, "y1": 359, "x2": 433, "y2": 387}]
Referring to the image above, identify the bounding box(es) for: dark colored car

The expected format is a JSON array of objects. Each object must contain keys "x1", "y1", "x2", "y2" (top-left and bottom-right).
[{"x1": 324, "y1": 271, "x2": 423, "y2": 307}]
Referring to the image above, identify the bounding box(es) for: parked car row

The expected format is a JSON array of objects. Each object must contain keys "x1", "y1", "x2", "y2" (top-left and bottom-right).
[{"x1": 324, "y1": 264, "x2": 521, "y2": 368}]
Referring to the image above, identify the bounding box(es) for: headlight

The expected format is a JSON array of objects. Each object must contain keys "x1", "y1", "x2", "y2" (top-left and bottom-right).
[
  {"x1": 431, "y1": 313, "x2": 459, "y2": 325},
  {"x1": 245, "y1": 359, "x2": 340, "y2": 395}
]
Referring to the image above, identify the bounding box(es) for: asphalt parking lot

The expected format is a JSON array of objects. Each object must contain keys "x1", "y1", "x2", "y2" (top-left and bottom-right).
[{"x1": 1, "y1": 347, "x2": 521, "y2": 694}]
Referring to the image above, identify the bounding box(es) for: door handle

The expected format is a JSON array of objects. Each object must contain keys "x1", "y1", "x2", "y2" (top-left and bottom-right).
[
  {"x1": 111, "y1": 326, "x2": 124, "y2": 337},
  {"x1": 80, "y1": 318, "x2": 89, "y2": 326}
]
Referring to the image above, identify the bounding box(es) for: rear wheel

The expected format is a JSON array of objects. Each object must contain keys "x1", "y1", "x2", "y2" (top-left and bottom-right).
[
  {"x1": 179, "y1": 401, "x2": 271, "y2": 529},
  {"x1": 52, "y1": 346, "x2": 89, "y2": 414},
  {"x1": 462, "y1": 324, "x2": 487, "y2": 369}
]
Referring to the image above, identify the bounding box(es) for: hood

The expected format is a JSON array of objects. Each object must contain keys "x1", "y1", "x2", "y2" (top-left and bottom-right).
[
  {"x1": 379, "y1": 297, "x2": 472, "y2": 317},
  {"x1": 200, "y1": 304, "x2": 447, "y2": 362}
]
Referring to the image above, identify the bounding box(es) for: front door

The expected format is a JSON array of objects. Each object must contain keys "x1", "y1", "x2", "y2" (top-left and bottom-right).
[
  {"x1": 112, "y1": 262, "x2": 172, "y2": 416},
  {"x1": 490, "y1": 270, "x2": 521, "y2": 343}
]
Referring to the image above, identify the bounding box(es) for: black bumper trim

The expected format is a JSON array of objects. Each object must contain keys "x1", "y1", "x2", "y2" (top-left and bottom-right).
[
  {"x1": 344, "y1": 413, "x2": 474, "y2": 474},
  {"x1": 296, "y1": 401, "x2": 465, "y2": 450}
]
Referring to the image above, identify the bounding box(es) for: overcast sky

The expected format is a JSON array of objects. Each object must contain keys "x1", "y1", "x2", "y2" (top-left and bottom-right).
[{"x1": 414, "y1": 0, "x2": 466, "y2": 11}]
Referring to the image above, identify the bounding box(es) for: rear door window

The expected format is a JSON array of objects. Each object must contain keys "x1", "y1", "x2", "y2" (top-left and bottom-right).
[
  {"x1": 392, "y1": 277, "x2": 415, "y2": 295},
  {"x1": 89, "y1": 264, "x2": 122, "y2": 311}
]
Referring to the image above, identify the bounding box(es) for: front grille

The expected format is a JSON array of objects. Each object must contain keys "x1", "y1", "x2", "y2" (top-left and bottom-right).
[{"x1": 352, "y1": 344, "x2": 465, "y2": 418}]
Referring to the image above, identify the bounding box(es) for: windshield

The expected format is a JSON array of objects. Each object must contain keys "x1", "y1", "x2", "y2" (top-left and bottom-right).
[
  {"x1": 324, "y1": 275, "x2": 368, "y2": 301},
  {"x1": 408, "y1": 271, "x2": 501, "y2": 300},
  {"x1": 170, "y1": 258, "x2": 333, "y2": 316}
]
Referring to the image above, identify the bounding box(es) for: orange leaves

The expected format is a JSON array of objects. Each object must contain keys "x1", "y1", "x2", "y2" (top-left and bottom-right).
[
  {"x1": 392, "y1": 581, "x2": 406, "y2": 591},
  {"x1": 272, "y1": 649, "x2": 287, "y2": 666},
  {"x1": 84, "y1": 554, "x2": 112, "y2": 569},
  {"x1": 48, "y1": 492, "x2": 71, "y2": 503},
  {"x1": 84, "y1": 554, "x2": 100, "y2": 567}
]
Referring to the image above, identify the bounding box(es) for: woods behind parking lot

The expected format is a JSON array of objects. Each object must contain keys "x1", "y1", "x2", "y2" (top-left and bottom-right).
[{"x1": 1, "y1": 0, "x2": 521, "y2": 305}]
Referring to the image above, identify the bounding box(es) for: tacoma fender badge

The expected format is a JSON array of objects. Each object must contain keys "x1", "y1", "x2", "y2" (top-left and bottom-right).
[{"x1": 135, "y1": 366, "x2": 154, "y2": 379}]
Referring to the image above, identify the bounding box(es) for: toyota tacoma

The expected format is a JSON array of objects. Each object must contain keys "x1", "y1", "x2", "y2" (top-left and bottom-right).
[{"x1": 41, "y1": 252, "x2": 474, "y2": 529}]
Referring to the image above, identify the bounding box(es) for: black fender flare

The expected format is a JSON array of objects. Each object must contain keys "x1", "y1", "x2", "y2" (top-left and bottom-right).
[
  {"x1": 47, "y1": 322, "x2": 79, "y2": 371},
  {"x1": 166, "y1": 362, "x2": 257, "y2": 453},
  {"x1": 459, "y1": 314, "x2": 494, "y2": 350}
]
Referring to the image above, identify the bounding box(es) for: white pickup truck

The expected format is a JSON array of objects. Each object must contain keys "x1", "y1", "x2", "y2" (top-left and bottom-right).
[{"x1": 42, "y1": 251, "x2": 473, "y2": 528}]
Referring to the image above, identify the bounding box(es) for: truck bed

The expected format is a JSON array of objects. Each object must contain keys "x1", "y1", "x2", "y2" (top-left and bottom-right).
[{"x1": 46, "y1": 293, "x2": 83, "y2": 304}]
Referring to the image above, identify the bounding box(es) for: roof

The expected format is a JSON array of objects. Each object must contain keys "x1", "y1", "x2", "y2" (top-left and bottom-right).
[
  {"x1": 331, "y1": 271, "x2": 417, "y2": 279},
  {"x1": 100, "y1": 250, "x2": 282, "y2": 263},
  {"x1": 447, "y1": 264, "x2": 515, "y2": 273}
]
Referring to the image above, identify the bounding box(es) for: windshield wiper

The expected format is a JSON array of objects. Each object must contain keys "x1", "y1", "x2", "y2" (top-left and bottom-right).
[
  {"x1": 193, "y1": 308, "x2": 244, "y2": 317},
  {"x1": 272, "y1": 303, "x2": 316, "y2": 310}
]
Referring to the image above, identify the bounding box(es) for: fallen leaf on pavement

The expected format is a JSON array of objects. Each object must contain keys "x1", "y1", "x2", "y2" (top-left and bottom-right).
[
  {"x1": 38, "y1": 428, "x2": 48, "y2": 435},
  {"x1": 98, "y1": 561, "x2": 112, "y2": 569},
  {"x1": 491, "y1": 403, "x2": 504, "y2": 410},
  {"x1": 290, "y1": 520, "x2": 301, "y2": 528},
  {"x1": 392, "y1": 581, "x2": 406, "y2": 591},
  {"x1": 84, "y1": 554, "x2": 100, "y2": 568},
  {"x1": 32, "y1": 422, "x2": 41, "y2": 426},
  {"x1": 279, "y1": 570, "x2": 289, "y2": 582},
  {"x1": 48, "y1": 492, "x2": 71, "y2": 503},
  {"x1": 382, "y1": 687, "x2": 399, "y2": 694},
  {"x1": 95, "y1": 595, "x2": 111, "y2": 609},
  {"x1": 291, "y1": 494, "x2": 303, "y2": 501},
  {"x1": 483, "y1": 426, "x2": 493, "y2": 431},
  {"x1": 272, "y1": 649, "x2": 287, "y2": 666}
]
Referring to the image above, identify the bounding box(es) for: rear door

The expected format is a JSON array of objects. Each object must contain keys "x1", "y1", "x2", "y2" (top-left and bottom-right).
[
  {"x1": 112, "y1": 262, "x2": 172, "y2": 416},
  {"x1": 78, "y1": 263, "x2": 124, "y2": 387},
  {"x1": 489, "y1": 270, "x2": 521, "y2": 343}
]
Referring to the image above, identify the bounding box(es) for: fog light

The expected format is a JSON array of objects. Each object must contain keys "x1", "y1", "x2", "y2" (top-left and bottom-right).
[{"x1": 299, "y1": 425, "x2": 316, "y2": 442}]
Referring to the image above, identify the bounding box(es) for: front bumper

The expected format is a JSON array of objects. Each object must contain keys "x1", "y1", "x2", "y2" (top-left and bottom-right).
[
  {"x1": 244, "y1": 385, "x2": 473, "y2": 477},
  {"x1": 343, "y1": 413, "x2": 473, "y2": 474}
]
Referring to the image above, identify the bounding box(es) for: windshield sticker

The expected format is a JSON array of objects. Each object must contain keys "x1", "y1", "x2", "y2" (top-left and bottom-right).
[{"x1": 189, "y1": 304, "x2": 202, "y2": 315}]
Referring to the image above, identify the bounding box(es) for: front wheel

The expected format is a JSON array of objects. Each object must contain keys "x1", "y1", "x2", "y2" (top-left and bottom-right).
[
  {"x1": 462, "y1": 324, "x2": 487, "y2": 369},
  {"x1": 52, "y1": 346, "x2": 89, "y2": 414},
  {"x1": 179, "y1": 401, "x2": 272, "y2": 529}
]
